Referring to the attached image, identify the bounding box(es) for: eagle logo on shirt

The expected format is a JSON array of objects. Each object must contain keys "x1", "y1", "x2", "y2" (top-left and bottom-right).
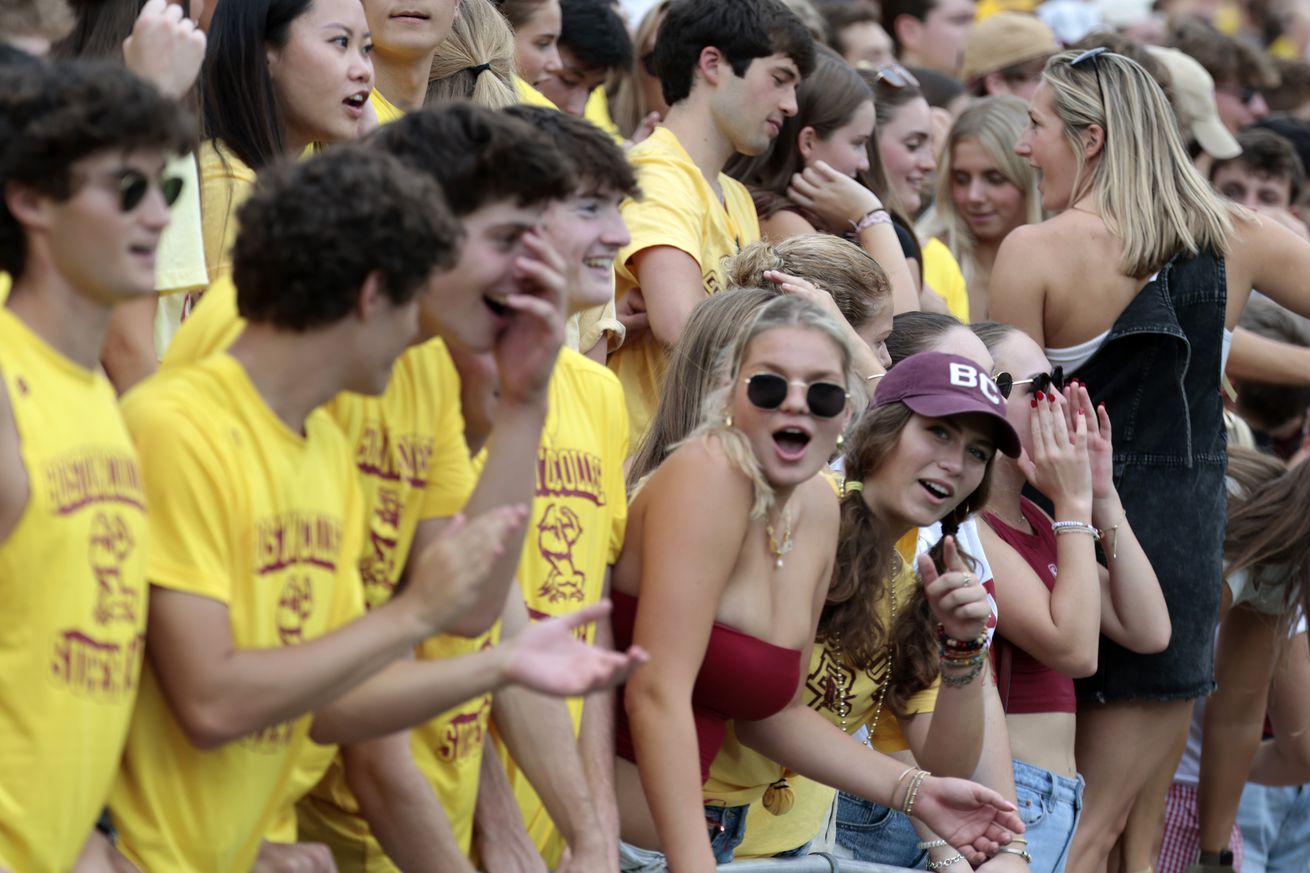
[{"x1": 536, "y1": 503, "x2": 586, "y2": 603}]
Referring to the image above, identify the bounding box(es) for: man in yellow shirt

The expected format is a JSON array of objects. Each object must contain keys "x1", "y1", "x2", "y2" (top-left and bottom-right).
[
  {"x1": 0, "y1": 60, "x2": 190, "y2": 873},
  {"x1": 536, "y1": 0, "x2": 632, "y2": 129},
  {"x1": 607, "y1": 0, "x2": 815, "y2": 446},
  {"x1": 110, "y1": 144, "x2": 642, "y2": 873},
  {"x1": 362, "y1": 0, "x2": 458, "y2": 115},
  {"x1": 472, "y1": 105, "x2": 638, "y2": 870}
]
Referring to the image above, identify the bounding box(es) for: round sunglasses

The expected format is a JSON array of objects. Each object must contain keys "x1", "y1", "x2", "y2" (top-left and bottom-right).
[
  {"x1": 743, "y1": 373, "x2": 849, "y2": 418},
  {"x1": 993, "y1": 366, "x2": 1065, "y2": 399},
  {"x1": 86, "y1": 169, "x2": 185, "y2": 213}
]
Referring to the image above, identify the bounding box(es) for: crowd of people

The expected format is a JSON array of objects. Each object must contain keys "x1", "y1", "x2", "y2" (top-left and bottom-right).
[{"x1": 1, "y1": 0, "x2": 1309, "y2": 871}]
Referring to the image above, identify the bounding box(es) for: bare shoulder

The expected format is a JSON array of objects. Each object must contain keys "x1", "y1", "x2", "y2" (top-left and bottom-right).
[
  {"x1": 646, "y1": 435, "x2": 755, "y2": 510},
  {"x1": 799, "y1": 473, "x2": 840, "y2": 524}
]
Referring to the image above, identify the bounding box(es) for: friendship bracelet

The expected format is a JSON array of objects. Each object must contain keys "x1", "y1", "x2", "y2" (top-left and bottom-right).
[
  {"x1": 927, "y1": 855, "x2": 966, "y2": 869},
  {"x1": 936, "y1": 625, "x2": 988, "y2": 652},
  {"x1": 940, "y1": 663, "x2": 985, "y2": 687},
  {"x1": 1051, "y1": 520, "x2": 1100, "y2": 539},
  {"x1": 896, "y1": 768, "x2": 927, "y2": 811},
  {"x1": 917, "y1": 839, "x2": 949, "y2": 850},
  {"x1": 894, "y1": 766, "x2": 918, "y2": 792},
  {"x1": 851, "y1": 207, "x2": 892, "y2": 235},
  {"x1": 998, "y1": 846, "x2": 1033, "y2": 863},
  {"x1": 901, "y1": 769, "x2": 929, "y2": 816}
]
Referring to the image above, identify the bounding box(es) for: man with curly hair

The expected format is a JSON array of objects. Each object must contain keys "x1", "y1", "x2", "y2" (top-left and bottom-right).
[
  {"x1": 109, "y1": 141, "x2": 643, "y2": 873},
  {"x1": 0, "y1": 59, "x2": 190, "y2": 872}
]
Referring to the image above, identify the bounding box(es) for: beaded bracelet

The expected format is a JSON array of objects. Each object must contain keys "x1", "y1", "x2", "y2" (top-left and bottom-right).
[
  {"x1": 900, "y1": 769, "x2": 929, "y2": 816},
  {"x1": 936, "y1": 625, "x2": 987, "y2": 653},
  {"x1": 998, "y1": 846, "x2": 1033, "y2": 863},
  {"x1": 1051, "y1": 520, "x2": 1100, "y2": 539},
  {"x1": 927, "y1": 855, "x2": 966, "y2": 869},
  {"x1": 917, "y1": 839, "x2": 949, "y2": 850}
]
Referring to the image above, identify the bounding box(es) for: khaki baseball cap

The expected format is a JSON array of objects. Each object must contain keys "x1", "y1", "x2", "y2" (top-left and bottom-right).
[
  {"x1": 960, "y1": 12, "x2": 1060, "y2": 85},
  {"x1": 1145, "y1": 45, "x2": 1241, "y2": 160}
]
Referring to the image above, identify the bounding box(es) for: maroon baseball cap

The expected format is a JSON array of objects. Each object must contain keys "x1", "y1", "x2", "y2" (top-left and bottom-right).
[{"x1": 873, "y1": 351, "x2": 1022, "y2": 457}]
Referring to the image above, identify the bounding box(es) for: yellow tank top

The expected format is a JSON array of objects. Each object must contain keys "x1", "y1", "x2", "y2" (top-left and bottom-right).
[{"x1": 0, "y1": 308, "x2": 149, "y2": 873}]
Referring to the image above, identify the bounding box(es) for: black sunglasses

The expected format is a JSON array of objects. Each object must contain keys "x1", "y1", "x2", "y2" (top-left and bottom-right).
[
  {"x1": 1070, "y1": 46, "x2": 1107, "y2": 107},
  {"x1": 993, "y1": 366, "x2": 1065, "y2": 399},
  {"x1": 743, "y1": 373, "x2": 849, "y2": 418},
  {"x1": 114, "y1": 169, "x2": 185, "y2": 212}
]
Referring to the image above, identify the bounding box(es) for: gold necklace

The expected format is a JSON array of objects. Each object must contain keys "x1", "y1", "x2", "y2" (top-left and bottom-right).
[
  {"x1": 834, "y1": 551, "x2": 900, "y2": 745},
  {"x1": 766, "y1": 505, "x2": 795, "y2": 569}
]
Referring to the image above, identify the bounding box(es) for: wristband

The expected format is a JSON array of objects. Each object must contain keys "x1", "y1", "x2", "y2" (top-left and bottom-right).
[
  {"x1": 1051, "y1": 520, "x2": 1100, "y2": 539},
  {"x1": 851, "y1": 207, "x2": 892, "y2": 234}
]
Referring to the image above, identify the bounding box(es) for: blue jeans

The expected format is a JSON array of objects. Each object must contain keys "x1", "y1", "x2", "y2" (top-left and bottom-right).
[
  {"x1": 618, "y1": 803, "x2": 749, "y2": 871},
  {"x1": 833, "y1": 792, "x2": 928, "y2": 868},
  {"x1": 1012, "y1": 759, "x2": 1084, "y2": 873},
  {"x1": 1235, "y1": 782, "x2": 1310, "y2": 873}
]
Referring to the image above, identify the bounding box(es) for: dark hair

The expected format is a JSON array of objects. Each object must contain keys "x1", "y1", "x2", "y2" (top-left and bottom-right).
[
  {"x1": 1267, "y1": 58, "x2": 1310, "y2": 115},
  {"x1": 559, "y1": 0, "x2": 632, "y2": 72},
  {"x1": 1233, "y1": 296, "x2": 1310, "y2": 433},
  {"x1": 52, "y1": 0, "x2": 139, "y2": 61},
  {"x1": 819, "y1": 0, "x2": 880, "y2": 56},
  {"x1": 879, "y1": 0, "x2": 934, "y2": 54},
  {"x1": 1252, "y1": 115, "x2": 1310, "y2": 198},
  {"x1": 1210, "y1": 127, "x2": 1306, "y2": 203},
  {"x1": 0, "y1": 59, "x2": 193, "y2": 279},
  {"x1": 908, "y1": 65, "x2": 964, "y2": 109},
  {"x1": 0, "y1": 0, "x2": 75, "y2": 43},
  {"x1": 885, "y1": 311, "x2": 962, "y2": 364},
  {"x1": 1168, "y1": 16, "x2": 1275, "y2": 90},
  {"x1": 201, "y1": 0, "x2": 312, "y2": 171},
  {"x1": 233, "y1": 145, "x2": 460, "y2": 331},
  {"x1": 730, "y1": 45, "x2": 872, "y2": 196},
  {"x1": 491, "y1": 0, "x2": 552, "y2": 30},
  {"x1": 824, "y1": 400, "x2": 994, "y2": 716},
  {"x1": 652, "y1": 0, "x2": 816, "y2": 105},
  {"x1": 504, "y1": 104, "x2": 639, "y2": 197},
  {"x1": 367, "y1": 103, "x2": 575, "y2": 217}
]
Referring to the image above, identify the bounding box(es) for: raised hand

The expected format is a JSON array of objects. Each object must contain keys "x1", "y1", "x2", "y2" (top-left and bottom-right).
[
  {"x1": 762, "y1": 270, "x2": 843, "y2": 320},
  {"x1": 1063, "y1": 381, "x2": 1114, "y2": 501},
  {"x1": 919, "y1": 537, "x2": 990, "y2": 642},
  {"x1": 122, "y1": 0, "x2": 207, "y2": 99},
  {"x1": 495, "y1": 229, "x2": 566, "y2": 406},
  {"x1": 407, "y1": 507, "x2": 529, "y2": 636},
  {"x1": 502, "y1": 601, "x2": 649, "y2": 697},
  {"x1": 787, "y1": 160, "x2": 883, "y2": 230},
  {"x1": 1016, "y1": 389, "x2": 1091, "y2": 513},
  {"x1": 910, "y1": 776, "x2": 1024, "y2": 866}
]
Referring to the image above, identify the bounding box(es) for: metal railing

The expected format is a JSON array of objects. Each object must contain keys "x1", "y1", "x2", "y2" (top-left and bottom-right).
[{"x1": 719, "y1": 855, "x2": 916, "y2": 872}]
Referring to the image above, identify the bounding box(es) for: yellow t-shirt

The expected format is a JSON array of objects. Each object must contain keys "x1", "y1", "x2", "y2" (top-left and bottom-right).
[
  {"x1": 583, "y1": 88, "x2": 623, "y2": 142},
  {"x1": 109, "y1": 353, "x2": 367, "y2": 873},
  {"x1": 607, "y1": 126, "x2": 760, "y2": 447},
  {"x1": 0, "y1": 274, "x2": 8, "y2": 303},
  {"x1": 713, "y1": 532, "x2": 940, "y2": 858},
  {"x1": 198, "y1": 140, "x2": 257, "y2": 287},
  {"x1": 566, "y1": 298, "x2": 624, "y2": 355},
  {"x1": 157, "y1": 152, "x2": 210, "y2": 297},
  {"x1": 0, "y1": 309, "x2": 148, "y2": 873},
  {"x1": 923, "y1": 238, "x2": 970, "y2": 324},
  {"x1": 161, "y1": 274, "x2": 244, "y2": 368},
  {"x1": 516, "y1": 75, "x2": 559, "y2": 107},
  {"x1": 370, "y1": 88, "x2": 406, "y2": 125},
  {"x1": 490, "y1": 349, "x2": 629, "y2": 864}
]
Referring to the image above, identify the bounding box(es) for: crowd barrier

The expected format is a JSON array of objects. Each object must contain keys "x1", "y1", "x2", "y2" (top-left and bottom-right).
[{"x1": 719, "y1": 856, "x2": 917, "y2": 872}]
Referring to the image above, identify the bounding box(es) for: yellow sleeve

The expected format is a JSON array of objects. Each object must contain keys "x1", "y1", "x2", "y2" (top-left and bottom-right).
[
  {"x1": 605, "y1": 376, "x2": 629, "y2": 565},
  {"x1": 332, "y1": 469, "x2": 369, "y2": 627},
  {"x1": 583, "y1": 89, "x2": 623, "y2": 142},
  {"x1": 616, "y1": 161, "x2": 705, "y2": 284},
  {"x1": 419, "y1": 347, "x2": 477, "y2": 521},
  {"x1": 199, "y1": 144, "x2": 256, "y2": 286},
  {"x1": 160, "y1": 275, "x2": 245, "y2": 369},
  {"x1": 515, "y1": 76, "x2": 559, "y2": 108},
  {"x1": 903, "y1": 676, "x2": 941, "y2": 716},
  {"x1": 155, "y1": 153, "x2": 209, "y2": 296},
  {"x1": 571, "y1": 299, "x2": 625, "y2": 354},
  {"x1": 922, "y1": 238, "x2": 970, "y2": 324},
  {"x1": 122, "y1": 392, "x2": 238, "y2": 603}
]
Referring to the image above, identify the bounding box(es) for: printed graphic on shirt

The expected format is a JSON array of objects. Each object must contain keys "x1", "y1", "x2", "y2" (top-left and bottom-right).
[
  {"x1": 534, "y1": 447, "x2": 608, "y2": 604},
  {"x1": 537, "y1": 503, "x2": 586, "y2": 603},
  {"x1": 47, "y1": 450, "x2": 148, "y2": 704},
  {"x1": 806, "y1": 638, "x2": 888, "y2": 719},
  {"x1": 437, "y1": 638, "x2": 496, "y2": 764},
  {"x1": 354, "y1": 427, "x2": 436, "y2": 604}
]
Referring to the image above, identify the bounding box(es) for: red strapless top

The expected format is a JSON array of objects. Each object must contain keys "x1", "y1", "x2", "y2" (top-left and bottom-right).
[
  {"x1": 984, "y1": 498, "x2": 1077, "y2": 715},
  {"x1": 611, "y1": 589, "x2": 804, "y2": 783}
]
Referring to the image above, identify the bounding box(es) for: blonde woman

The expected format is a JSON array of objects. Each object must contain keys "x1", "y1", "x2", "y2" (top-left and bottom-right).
[
  {"x1": 922, "y1": 96, "x2": 1043, "y2": 322},
  {"x1": 989, "y1": 48, "x2": 1310, "y2": 873},
  {"x1": 606, "y1": 0, "x2": 669, "y2": 140},
  {"x1": 427, "y1": 0, "x2": 519, "y2": 109}
]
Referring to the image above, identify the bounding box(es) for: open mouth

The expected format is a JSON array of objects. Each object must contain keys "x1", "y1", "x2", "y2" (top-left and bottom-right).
[
  {"x1": 344, "y1": 91, "x2": 368, "y2": 110},
  {"x1": 582, "y1": 256, "x2": 613, "y2": 270},
  {"x1": 773, "y1": 427, "x2": 811, "y2": 460},
  {"x1": 919, "y1": 479, "x2": 951, "y2": 501},
  {"x1": 484, "y1": 294, "x2": 510, "y2": 316}
]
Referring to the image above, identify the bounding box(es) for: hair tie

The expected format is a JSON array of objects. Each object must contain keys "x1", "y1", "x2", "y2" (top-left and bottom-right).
[
  {"x1": 843, "y1": 480, "x2": 864, "y2": 496},
  {"x1": 466, "y1": 62, "x2": 492, "y2": 77}
]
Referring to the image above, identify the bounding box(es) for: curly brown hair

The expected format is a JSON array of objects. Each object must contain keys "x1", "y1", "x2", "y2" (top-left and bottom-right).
[
  {"x1": 823, "y1": 400, "x2": 995, "y2": 715},
  {"x1": 0, "y1": 59, "x2": 193, "y2": 280},
  {"x1": 232, "y1": 145, "x2": 460, "y2": 331}
]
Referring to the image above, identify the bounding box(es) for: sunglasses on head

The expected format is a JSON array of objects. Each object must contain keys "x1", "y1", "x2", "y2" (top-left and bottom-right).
[
  {"x1": 743, "y1": 373, "x2": 849, "y2": 418},
  {"x1": 873, "y1": 63, "x2": 919, "y2": 89},
  {"x1": 993, "y1": 366, "x2": 1065, "y2": 399},
  {"x1": 95, "y1": 169, "x2": 185, "y2": 213},
  {"x1": 1069, "y1": 46, "x2": 1107, "y2": 106}
]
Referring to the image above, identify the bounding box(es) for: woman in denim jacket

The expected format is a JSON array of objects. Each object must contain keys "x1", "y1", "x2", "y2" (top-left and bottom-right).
[{"x1": 990, "y1": 48, "x2": 1310, "y2": 873}]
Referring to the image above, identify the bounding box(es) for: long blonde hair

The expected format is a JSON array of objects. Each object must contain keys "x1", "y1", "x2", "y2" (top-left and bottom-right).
[
  {"x1": 926, "y1": 96, "x2": 1042, "y2": 285},
  {"x1": 427, "y1": 0, "x2": 518, "y2": 109},
  {"x1": 606, "y1": 0, "x2": 669, "y2": 138},
  {"x1": 656, "y1": 294, "x2": 855, "y2": 520},
  {"x1": 1042, "y1": 49, "x2": 1234, "y2": 278}
]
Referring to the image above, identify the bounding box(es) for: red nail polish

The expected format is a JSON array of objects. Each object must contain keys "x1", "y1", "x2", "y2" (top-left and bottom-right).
[
  {"x1": 1036, "y1": 391, "x2": 1045, "y2": 401},
  {"x1": 1048, "y1": 393, "x2": 1056, "y2": 403},
  {"x1": 1031, "y1": 398, "x2": 1039, "y2": 408}
]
